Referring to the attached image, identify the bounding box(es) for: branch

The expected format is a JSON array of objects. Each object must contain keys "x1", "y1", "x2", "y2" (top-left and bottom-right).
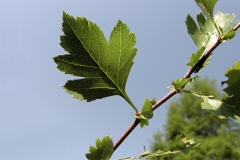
[
  {"x1": 113, "y1": 22, "x2": 240, "y2": 152},
  {"x1": 113, "y1": 91, "x2": 176, "y2": 151},
  {"x1": 234, "y1": 22, "x2": 240, "y2": 31}
]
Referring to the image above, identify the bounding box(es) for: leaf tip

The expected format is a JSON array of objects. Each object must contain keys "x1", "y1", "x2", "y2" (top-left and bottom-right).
[{"x1": 62, "y1": 85, "x2": 84, "y2": 100}]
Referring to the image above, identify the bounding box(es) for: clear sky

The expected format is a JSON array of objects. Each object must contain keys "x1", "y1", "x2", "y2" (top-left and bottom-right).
[{"x1": 1, "y1": 0, "x2": 240, "y2": 160}]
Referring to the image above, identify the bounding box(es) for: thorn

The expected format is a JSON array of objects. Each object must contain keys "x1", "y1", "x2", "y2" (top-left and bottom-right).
[
  {"x1": 221, "y1": 80, "x2": 227, "y2": 86},
  {"x1": 143, "y1": 145, "x2": 146, "y2": 151}
]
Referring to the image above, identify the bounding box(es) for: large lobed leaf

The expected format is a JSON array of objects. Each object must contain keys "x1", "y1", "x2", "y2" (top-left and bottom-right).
[
  {"x1": 185, "y1": 0, "x2": 239, "y2": 71},
  {"x1": 185, "y1": 12, "x2": 216, "y2": 72},
  {"x1": 185, "y1": 11, "x2": 216, "y2": 49},
  {"x1": 54, "y1": 12, "x2": 137, "y2": 111}
]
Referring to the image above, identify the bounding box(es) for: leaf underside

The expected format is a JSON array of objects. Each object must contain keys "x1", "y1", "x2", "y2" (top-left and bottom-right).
[
  {"x1": 190, "y1": 61, "x2": 240, "y2": 121},
  {"x1": 185, "y1": 0, "x2": 239, "y2": 72},
  {"x1": 54, "y1": 12, "x2": 137, "y2": 111},
  {"x1": 186, "y1": 2, "x2": 240, "y2": 120},
  {"x1": 219, "y1": 61, "x2": 240, "y2": 120},
  {"x1": 85, "y1": 136, "x2": 113, "y2": 160}
]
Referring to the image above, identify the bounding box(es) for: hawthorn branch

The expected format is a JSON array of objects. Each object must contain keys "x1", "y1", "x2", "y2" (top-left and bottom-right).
[
  {"x1": 113, "y1": 22, "x2": 240, "y2": 152},
  {"x1": 234, "y1": 22, "x2": 240, "y2": 31},
  {"x1": 113, "y1": 91, "x2": 176, "y2": 151}
]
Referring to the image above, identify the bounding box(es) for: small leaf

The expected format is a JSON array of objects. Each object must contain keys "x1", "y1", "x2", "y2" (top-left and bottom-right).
[
  {"x1": 214, "y1": 12, "x2": 235, "y2": 33},
  {"x1": 133, "y1": 114, "x2": 149, "y2": 128},
  {"x1": 202, "y1": 54, "x2": 212, "y2": 68},
  {"x1": 213, "y1": 12, "x2": 239, "y2": 41},
  {"x1": 150, "y1": 98, "x2": 157, "y2": 106},
  {"x1": 186, "y1": 46, "x2": 206, "y2": 67},
  {"x1": 141, "y1": 98, "x2": 154, "y2": 119},
  {"x1": 221, "y1": 29, "x2": 236, "y2": 41},
  {"x1": 54, "y1": 12, "x2": 138, "y2": 112},
  {"x1": 118, "y1": 134, "x2": 203, "y2": 160},
  {"x1": 221, "y1": 21, "x2": 240, "y2": 41},
  {"x1": 186, "y1": 80, "x2": 195, "y2": 88},
  {"x1": 180, "y1": 134, "x2": 203, "y2": 148},
  {"x1": 140, "y1": 119, "x2": 149, "y2": 128},
  {"x1": 168, "y1": 76, "x2": 199, "y2": 91},
  {"x1": 195, "y1": 54, "x2": 212, "y2": 73},
  {"x1": 185, "y1": 13, "x2": 217, "y2": 49},
  {"x1": 85, "y1": 136, "x2": 113, "y2": 160},
  {"x1": 133, "y1": 98, "x2": 156, "y2": 128}
]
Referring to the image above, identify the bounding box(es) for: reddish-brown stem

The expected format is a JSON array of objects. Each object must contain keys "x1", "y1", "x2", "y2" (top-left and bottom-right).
[
  {"x1": 113, "y1": 118, "x2": 140, "y2": 151},
  {"x1": 113, "y1": 22, "x2": 240, "y2": 152},
  {"x1": 113, "y1": 91, "x2": 177, "y2": 151},
  {"x1": 234, "y1": 22, "x2": 240, "y2": 31}
]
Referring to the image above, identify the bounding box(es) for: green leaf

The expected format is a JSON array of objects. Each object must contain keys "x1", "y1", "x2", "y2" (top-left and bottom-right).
[
  {"x1": 195, "y1": 0, "x2": 218, "y2": 39},
  {"x1": 185, "y1": 61, "x2": 240, "y2": 121},
  {"x1": 118, "y1": 134, "x2": 203, "y2": 160},
  {"x1": 54, "y1": 12, "x2": 138, "y2": 112},
  {"x1": 85, "y1": 136, "x2": 113, "y2": 160},
  {"x1": 133, "y1": 114, "x2": 149, "y2": 128},
  {"x1": 195, "y1": 0, "x2": 218, "y2": 17},
  {"x1": 188, "y1": 92, "x2": 240, "y2": 121},
  {"x1": 213, "y1": 12, "x2": 239, "y2": 41},
  {"x1": 139, "y1": 119, "x2": 149, "y2": 128},
  {"x1": 133, "y1": 98, "x2": 156, "y2": 128},
  {"x1": 180, "y1": 134, "x2": 203, "y2": 148},
  {"x1": 185, "y1": 13, "x2": 217, "y2": 49},
  {"x1": 222, "y1": 29, "x2": 236, "y2": 41},
  {"x1": 150, "y1": 98, "x2": 157, "y2": 105},
  {"x1": 202, "y1": 96, "x2": 240, "y2": 120},
  {"x1": 214, "y1": 12, "x2": 235, "y2": 33},
  {"x1": 221, "y1": 21, "x2": 240, "y2": 41},
  {"x1": 186, "y1": 46, "x2": 206, "y2": 67},
  {"x1": 168, "y1": 76, "x2": 199, "y2": 91},
  {"x1": 214, "y1": 60, "x2": 240, "y2": 120},
  {"x1": 192, "y1": 0, "x2": 239, "y2": 43},
  {"x1": 141, "y1": 98, "x2": 155, "y2": 119},
  {"x1": 185, "y1": 0, "x2": 239, "y2": 73},
  {"x1": 223, "y1": 61, "x2": 240, "y2": 95},
  {"x1": 185, "y1": 2, "x2": 217, "y2": 73},
  {"x1": 202, "y1": 54, "x2": 212, "y2": 68}
]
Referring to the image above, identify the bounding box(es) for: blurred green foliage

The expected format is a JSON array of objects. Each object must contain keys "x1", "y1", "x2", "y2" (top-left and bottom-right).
[{"x1": 148, "y1": 78, "x2": 240, "y2": 160}]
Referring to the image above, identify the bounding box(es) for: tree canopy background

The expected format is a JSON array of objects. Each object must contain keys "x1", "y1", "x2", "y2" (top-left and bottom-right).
[{"x1": 148, "y1": 78, "x2": 240, "y2": 160}]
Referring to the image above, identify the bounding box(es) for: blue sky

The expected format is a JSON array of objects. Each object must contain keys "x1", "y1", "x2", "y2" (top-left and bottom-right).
[{"x1": 1, "y1": 0, "x2": 240, "y2": 160}]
